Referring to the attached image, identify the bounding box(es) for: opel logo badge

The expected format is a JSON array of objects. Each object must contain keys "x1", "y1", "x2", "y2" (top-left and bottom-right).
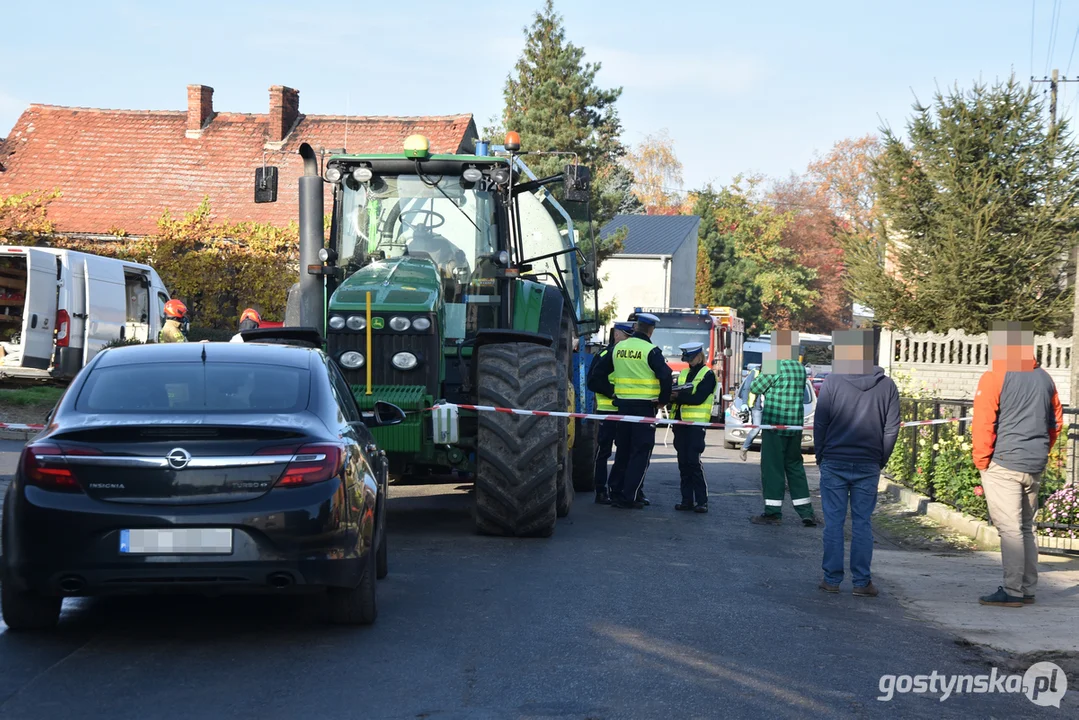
[{"x1": 166, "y1": 448, "x2": 192, "y2": 470}]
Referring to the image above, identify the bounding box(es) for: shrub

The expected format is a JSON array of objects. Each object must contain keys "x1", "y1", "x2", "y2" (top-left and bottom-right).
[{"x1": 1037, "y1": 485, "x2": 1079, "y2": 538}]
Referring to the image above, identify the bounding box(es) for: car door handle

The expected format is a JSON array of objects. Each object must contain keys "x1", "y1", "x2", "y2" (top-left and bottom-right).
[{"x1": 30, "y1": 314, "x2": 38, "y2": 329}]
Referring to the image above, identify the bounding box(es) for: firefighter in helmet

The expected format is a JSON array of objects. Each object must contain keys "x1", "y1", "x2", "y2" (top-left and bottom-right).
[
  {"x1": 230, "y1": 308, "x2": 261, "y2": 343},
  {"x1": 159, "y1": 299, "x2": 188, "y2": 343}
]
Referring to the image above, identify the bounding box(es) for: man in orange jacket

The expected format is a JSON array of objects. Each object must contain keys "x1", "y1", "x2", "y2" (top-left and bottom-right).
[{"x1": 972, "y1": 322, "x2": 1063, "y2": 608}]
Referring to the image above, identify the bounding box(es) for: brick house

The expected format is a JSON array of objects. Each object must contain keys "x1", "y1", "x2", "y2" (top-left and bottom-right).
[{"x1": 0, "y1": 84, "x2": 478, "y2": 236}]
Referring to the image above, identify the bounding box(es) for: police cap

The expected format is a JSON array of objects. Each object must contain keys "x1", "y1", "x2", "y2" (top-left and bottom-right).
[
  {"x1": 679, "y1": 342, "x2": 705, "y2": 359},
  {"x1": 612, "y1": 321, "x2": 634, "y2": 333},
  {"x1": 635, "y1": 313, "x2": 660, "y2": 327}
]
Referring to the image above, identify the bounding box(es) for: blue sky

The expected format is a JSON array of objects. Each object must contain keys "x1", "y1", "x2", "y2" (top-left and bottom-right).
[{"x1": 0, "y1": 1, "x2": 1069, "y2": 189}]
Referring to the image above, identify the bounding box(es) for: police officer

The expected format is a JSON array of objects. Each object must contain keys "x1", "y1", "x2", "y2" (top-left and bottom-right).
[
  {"x1": 605, "y1": 313, "x2": 672, "y2": 509},
  {"x1": 586, "y1": 321, "x2": 634, "y2": 504},
  {"x1": 672, "y1": 342, "x2": 717, "y2": 513},
  {"x1": 159, "y1": 300, "x2": 188, "y2": 343}
]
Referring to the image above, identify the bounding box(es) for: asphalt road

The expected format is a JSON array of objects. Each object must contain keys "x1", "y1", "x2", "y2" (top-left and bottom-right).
[{"x1": 0, "y1": 436, "x2": 1050, "y2": 719}]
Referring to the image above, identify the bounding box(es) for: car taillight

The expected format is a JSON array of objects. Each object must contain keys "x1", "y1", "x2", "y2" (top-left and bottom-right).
[
  {"x1": 21, "y1": 442, "x2": 99, "y2": 491},
  {"x1": 55, "y1": 309, "x2": 70, "y2": 347},
  {"x1": 269, "y1": 443, "x2": 344, "y2": 487}
]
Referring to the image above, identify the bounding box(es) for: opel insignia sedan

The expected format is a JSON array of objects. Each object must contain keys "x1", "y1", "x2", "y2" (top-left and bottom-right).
[{"x1": 1, "y1": 336, "x2": 402, "y2": 630}]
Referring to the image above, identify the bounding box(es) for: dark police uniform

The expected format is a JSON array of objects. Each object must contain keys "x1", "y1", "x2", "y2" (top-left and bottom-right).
[
  {"x1": 672, "y1": 342, "x2": 717, "y2": 513},
  {"x1": 586, "y1": 322, "x2": 634, "y2": 504},
  {"x1": 598, "y1": 315, "x2": 672, "y2": 509}
]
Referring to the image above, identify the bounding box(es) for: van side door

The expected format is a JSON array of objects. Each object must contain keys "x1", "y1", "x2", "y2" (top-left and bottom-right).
[{"x1": 20, "y1": 249, "x2": 60, "y2": 370}]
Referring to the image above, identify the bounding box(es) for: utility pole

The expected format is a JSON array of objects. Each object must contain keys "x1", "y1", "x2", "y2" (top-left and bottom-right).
[{"x1": 1035, "y1": 69, "x2": 1079, "y2": 483}]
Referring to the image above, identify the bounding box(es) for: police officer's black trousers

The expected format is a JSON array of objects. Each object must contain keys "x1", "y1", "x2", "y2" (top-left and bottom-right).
[
  {"x1": 593, "y1": 413, "x2": 617, "y2": 493},
  {"x1": 673, "y1": 425, "x2": 708, "y2": 506},
  {"x1": 608, "y1": 400, "x2": 657, "y2": 503}
]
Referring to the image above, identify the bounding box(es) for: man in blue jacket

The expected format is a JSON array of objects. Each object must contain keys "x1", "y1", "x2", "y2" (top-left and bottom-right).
[{"x1": 813, "y1": 329, "x2": 900, "y2": 598}]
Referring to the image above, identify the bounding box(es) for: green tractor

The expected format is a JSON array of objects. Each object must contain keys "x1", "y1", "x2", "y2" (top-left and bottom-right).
[{"x1": 257, "y1": 133, "x2": 601, "y2": 537}]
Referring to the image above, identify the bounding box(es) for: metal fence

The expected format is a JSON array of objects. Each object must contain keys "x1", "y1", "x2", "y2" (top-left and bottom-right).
[{"x1": 891, "y1": 398, "x2": 1077, "y2": 554}]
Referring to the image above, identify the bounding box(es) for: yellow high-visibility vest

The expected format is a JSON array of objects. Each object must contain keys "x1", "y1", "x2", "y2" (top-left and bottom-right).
[
  {"x1": 674, "y1": 366, "x2": 713, "y2": 422},
  {"x1": 612, "y1": 337, "x2": 660, "y2": 401}
]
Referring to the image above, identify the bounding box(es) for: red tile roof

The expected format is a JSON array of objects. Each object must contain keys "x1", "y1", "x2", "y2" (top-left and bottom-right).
[{"x1": 0, "y1": 102, "x2": 477, "y2": 236}]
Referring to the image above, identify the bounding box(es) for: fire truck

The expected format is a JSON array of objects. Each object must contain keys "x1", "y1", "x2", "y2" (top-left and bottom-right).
[{"x1": 626, "y1": 306, "x2": 744, "y2": 421}]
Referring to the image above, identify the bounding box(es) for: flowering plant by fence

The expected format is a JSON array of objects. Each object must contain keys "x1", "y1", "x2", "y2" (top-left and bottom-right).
[{"x1": 884, "y1": 371, "x2": 1070, "y2": 524}]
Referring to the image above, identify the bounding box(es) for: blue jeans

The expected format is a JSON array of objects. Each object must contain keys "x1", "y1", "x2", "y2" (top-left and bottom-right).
[{"x1": 820, "y1": 460, "x2": 880, "y2": 587}]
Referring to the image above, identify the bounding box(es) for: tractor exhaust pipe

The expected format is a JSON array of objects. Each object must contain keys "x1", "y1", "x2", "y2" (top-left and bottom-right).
[{"x1": 297, "y1": 143, "x2": 325, "y2": 334}]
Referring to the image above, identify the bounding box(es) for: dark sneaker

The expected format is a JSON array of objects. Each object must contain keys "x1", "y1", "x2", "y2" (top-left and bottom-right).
[
  {"x1": 674, "y1": 503, "x2": 695, "y2": 511},
  {"x1": 801, "y1": 516, "x2": 819, "y2": 527},
  {"x1": 749, "y1": 513, "x2": 781, "y2": 526},
  {"x1": 612, "y1": 498, "x2": 645, "y2": 510},
  {"x1": 979, "y1": 587, "x2": 1023, "y2": 607},
  {"x1": 1024, "y1": 595, "x2": 1036, "y2": 605},
  {"x1": 693, "y1": 504, "x2": 709, "y2": 514},
  {"x1": 853, "y1": 583, "x2": 879, "y2": 597},
  {"x1": 636, "y1": 493, "x2": 651, "y2": 506},
  {"x1": 595, "y1": 490, "x2": 612, "y2": 505},
  {"x1": 818, "y1": 581, "x2": 840, "y2": 593}
]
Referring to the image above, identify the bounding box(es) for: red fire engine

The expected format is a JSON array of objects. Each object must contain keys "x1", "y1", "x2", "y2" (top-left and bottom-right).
[{"x1": 626, "y1": 306, "x2": 745, "y2": 420}]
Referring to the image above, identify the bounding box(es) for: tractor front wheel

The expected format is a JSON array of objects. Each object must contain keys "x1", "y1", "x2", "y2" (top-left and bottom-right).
[{"x1": 474, "y1": 342, "x2": 560, "y2": 537}]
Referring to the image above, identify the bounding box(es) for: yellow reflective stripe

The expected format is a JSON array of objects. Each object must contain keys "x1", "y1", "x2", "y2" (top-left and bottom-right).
[{"x1": 595, "y1": 395, "x2": 616, "y2": 411}]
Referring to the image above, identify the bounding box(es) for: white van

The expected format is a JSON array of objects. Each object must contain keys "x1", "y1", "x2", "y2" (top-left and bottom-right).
[{"x1": 0, "y1": 247, "x2": 170, "y2": 380}]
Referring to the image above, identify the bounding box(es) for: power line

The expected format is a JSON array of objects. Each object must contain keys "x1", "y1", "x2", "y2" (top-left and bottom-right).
[
  {"x1": 1032, "y1": 0, "x2": 1038, "y2": 79},
  {"x1": 1066, "y1": 23, "x2": 1079, "y2": 75},
  {"x1": 1045, "y1": 0, "x2": 1062, "y2": 77}
]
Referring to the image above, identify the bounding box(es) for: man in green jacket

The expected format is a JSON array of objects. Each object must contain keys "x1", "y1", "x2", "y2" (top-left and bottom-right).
[{"x1": 749, "y1": 330, "x2": 817, "y2": 527}]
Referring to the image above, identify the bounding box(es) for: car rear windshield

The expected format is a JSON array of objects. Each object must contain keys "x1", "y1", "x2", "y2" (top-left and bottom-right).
[{"x1": 76, "y1": 362, "x2": 310, "y2": 413}]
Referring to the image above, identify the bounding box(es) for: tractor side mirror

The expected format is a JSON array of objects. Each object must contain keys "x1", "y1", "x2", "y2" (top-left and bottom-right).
[
  {"x1": 563, "y1": 164, "x2": 591, "y2": 203},
  {"x1": 356, "y1": 401, "x2": 406, "y2": 428},
  {"x1": 580, "y1": 260, "x2": 596, "y2": 287},
  {"x1": 255, "y1": 166, "x2": 279, "y2": 204}
]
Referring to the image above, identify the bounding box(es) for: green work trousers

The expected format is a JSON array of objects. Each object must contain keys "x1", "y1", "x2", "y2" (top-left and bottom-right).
[{"x1": 760, "y1": 430, "x2": 814, "y2": 519}]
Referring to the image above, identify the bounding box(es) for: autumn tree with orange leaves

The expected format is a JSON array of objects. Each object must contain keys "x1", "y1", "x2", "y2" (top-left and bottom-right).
[{"x1": 624, "y1": 130, "x2": 687, "y2": 215}]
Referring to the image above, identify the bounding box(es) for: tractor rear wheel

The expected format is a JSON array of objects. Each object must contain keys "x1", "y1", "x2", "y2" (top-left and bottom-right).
[{"x1": 474, "y1": 342, "x2": 560, "y2": 537}]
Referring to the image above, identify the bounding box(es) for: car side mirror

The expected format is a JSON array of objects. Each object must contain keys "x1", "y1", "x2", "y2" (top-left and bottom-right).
[
  {"x1": 356, "y1": 401, "x2": 406, "y2": 428},
  {"x1": 563, "y1": 164, "x2": 591, "y2": 203},
  {"x1": 255, "y1": 166, "x2": 279, "y2": 204},
  {"x1": 580, "y1": 261, "x2": 596, "y2": 288}
]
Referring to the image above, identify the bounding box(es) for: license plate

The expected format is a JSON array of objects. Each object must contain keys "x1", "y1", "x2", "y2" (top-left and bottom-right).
[{"x1": 119, "y1": 529, "x2": 233, "y2": 555}]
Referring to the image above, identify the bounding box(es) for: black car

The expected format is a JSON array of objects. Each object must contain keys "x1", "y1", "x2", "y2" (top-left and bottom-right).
[{"x1": 1, "y1": 339, "x2": 403, "y2": 630}]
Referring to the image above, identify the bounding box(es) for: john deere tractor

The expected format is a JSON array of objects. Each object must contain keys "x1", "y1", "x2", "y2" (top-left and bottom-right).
[{"x1": 256, "y1": 133, "x2": 601, "y2": 537}]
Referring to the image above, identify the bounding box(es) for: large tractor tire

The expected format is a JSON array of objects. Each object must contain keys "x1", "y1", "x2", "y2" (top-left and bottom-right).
[
  {"x1": 555, "y1": 379, "x2": 574, "y2": 518},
  {"x1": 553, "y1": 315, "x2": 575, "y2": 518},
  {"x1": 474, "y1": 342, "x2": 560, "y2": 537},
  {"x1": 571, "y1": 417, "x2": 598, "y2": 492}
]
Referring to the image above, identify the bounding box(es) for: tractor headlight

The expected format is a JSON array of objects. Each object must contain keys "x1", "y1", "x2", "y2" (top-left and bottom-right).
[
  {"x1": 339, "y1": 351, "x2": 365, "y2": 369},
  {"x1": 324, "y1": 166, "x2": 343, "y2": 183},
  {"x1": 462, "y1": 167, "x2": 483, "y2": 183},
  {"x1": 346, "y1": 316, "x2": 366, "y2": 331},
  {"x1": 412, "y1": 317, "x2": 431, "y2": 331},
  {"x1": 352, "y1": 167, "x2": 373, "y2": 182},
  {"x1": 389, "y1": 316, "x2": 411, "y2": 331},
  {"x1": 391, "y1": 352, "x2": 419, "y2": 371},
  {"x1": 328, "y1": 315, "x2": 346, "y2": 330}
]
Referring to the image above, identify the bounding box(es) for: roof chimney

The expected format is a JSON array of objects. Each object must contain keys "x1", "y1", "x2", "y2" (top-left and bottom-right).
[
  {"x1": 186, "y1": 84, "x2": 214, "y2": 138},
  {"x1": 269, "y1": 86, "x2": 300, "y2": 143}
]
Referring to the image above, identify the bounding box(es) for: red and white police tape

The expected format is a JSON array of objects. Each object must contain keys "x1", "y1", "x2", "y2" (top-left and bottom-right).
[
  {"x1": 433, "y1": 403, "x2": 971, "y2": 431},
  {"x1": 0, "y1": 422, "x2": 45, "y2": 431}
]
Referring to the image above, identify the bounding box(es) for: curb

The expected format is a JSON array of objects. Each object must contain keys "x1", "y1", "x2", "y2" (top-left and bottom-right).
[
  {"x1": 878, "y1": 477, "x2": 1001, "y2": 550},
  {"x1": 0, "y1": 428, "x2": 34, "y2": 441}
]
